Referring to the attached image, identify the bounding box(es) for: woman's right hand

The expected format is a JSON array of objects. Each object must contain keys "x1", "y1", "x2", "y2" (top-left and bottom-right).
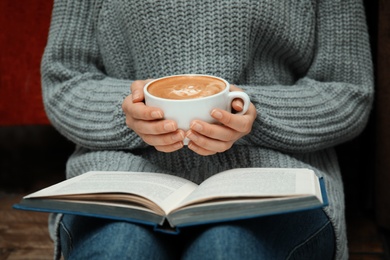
[{"x1": 122, "y1": 80, "x2": 185, "y2": 152}]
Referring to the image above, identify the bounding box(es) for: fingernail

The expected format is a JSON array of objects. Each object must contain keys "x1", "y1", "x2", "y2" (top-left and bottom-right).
[
  {"x1": 211, "y1": 109, "x2": 223, "y2": 119},
  {"x1": 186, "y1": 131, "x2": 198, "y2": 141},
  {"x1": 164, "y1": 122, "x2": 176, "y2": 131},
  {"x1": 174, "y1": 142, "x2": 184, "y2": 149},
  {"x1": 188, "y1": 142, "x2": 197, "y2": 152},
  {"x1": 191, "y1": 122, "x2": 203, "y2": 132},
  {"x1": 172, "y1": 131, "x2": 185, "y2": 141},
  {"x1": 151, "y1": 111, "x2": 163, "y2": 119},
  {"x1": 234, "y1": 101, "x2": 243, "y2": 110}
]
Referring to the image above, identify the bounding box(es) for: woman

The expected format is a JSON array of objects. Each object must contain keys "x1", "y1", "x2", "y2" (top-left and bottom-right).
[{"x1": 41, "y1": 0, "x2": 374, "y2": 259}]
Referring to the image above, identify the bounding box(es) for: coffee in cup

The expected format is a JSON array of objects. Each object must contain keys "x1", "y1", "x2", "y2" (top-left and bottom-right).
[
  {"x1": 144, "y1": 74, "x2": 250, "y2": 141},
  {"x1": 146, "y1": 75, "x2": 226, "y2": 100}
]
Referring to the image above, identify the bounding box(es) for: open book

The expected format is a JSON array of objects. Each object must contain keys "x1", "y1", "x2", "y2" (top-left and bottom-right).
[{"x1": 13, "y1": 168, "x2": 327, "y2": 233}]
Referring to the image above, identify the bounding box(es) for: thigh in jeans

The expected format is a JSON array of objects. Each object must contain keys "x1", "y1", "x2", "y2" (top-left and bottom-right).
[
  {"x1": 59, "y1": 214, "x2": 178, "y2": 260},
  {"x1": 181, "y1": 208, "x2": 335, "y2": 260}
]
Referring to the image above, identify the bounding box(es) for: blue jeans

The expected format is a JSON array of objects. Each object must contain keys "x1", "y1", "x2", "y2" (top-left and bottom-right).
[{"x1": 59, "y1": 209, "x2": 335, "y2": 259}]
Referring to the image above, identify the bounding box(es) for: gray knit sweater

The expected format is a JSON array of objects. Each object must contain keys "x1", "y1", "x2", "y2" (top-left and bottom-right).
[{"x1": 41, "y1": 1, "x2": 374, "y2": 259}]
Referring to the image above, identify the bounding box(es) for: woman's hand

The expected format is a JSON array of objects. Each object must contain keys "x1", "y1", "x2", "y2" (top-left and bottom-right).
[
  {"x1": 122, "y1": 80, "x2": 185, "y2": 152},
  {"x1": 186, "y1": 85, "x2": 257, "y2": 156}
]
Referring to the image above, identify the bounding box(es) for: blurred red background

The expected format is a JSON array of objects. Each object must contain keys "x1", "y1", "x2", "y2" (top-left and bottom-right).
[{"x1": 0, "y1": 1, "x2": 53, "y2": 125}]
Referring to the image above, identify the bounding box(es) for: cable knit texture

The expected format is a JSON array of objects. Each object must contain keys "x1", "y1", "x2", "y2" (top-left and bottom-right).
[{"x1": 41, "y1": 1, "x2": 374, "y2": 259}]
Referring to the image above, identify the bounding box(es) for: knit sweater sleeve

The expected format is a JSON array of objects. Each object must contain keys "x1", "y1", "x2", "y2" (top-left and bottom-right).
[
  {"x1": 240, "y1": 0, "x2": 374, "y2": 153},
  {"x1": 41, "y1": 0, "x2": 144, "y2": 150}
]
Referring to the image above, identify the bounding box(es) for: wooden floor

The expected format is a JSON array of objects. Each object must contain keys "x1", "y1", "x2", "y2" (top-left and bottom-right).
[
  {"x1": 0, "y1": 192, "x2": 389, "y2": 260},
  {"x1": 347, "y1": 212, "x2": 389, "y2": 260},
  {"x1": 0, "y1": 193, "x2": 53, "y2": 260}
]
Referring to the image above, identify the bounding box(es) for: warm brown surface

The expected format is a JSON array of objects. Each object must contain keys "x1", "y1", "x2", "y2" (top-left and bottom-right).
[
  {"x1": 348, "y1": 213, "x2": 387, "y2": 260},
  {"x1": 0, "y1": 193, "x2": 53, "y2": 260}
]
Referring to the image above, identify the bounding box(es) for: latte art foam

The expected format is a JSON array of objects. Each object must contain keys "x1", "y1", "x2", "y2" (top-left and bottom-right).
[
  {"x1": 147, "y1": 76, "x2": 226, "y2": 100},
  {"x1": 168, "y1": 84, "x2": 222, "y2": 98},
  {"x1": 171, "y1": 85, "x2": 201, "y2": 97}
]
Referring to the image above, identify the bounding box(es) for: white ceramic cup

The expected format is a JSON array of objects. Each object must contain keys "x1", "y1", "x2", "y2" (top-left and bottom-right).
[{"x1": 144, "y1": 74, "x2": 250, "y2": 143}]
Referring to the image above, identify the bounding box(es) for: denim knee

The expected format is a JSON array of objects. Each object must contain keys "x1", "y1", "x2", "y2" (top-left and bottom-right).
[
  {"x1": 287, "y1": 221, "x2": 335, "y2": 260},
  {"x1": 59, "y1": 215, "x2": 176, "y2": 260},
  {"x1": 182, "y1": 224, "x2": 264, "y2": 260},
  {"x1": 182, "y1": 209, "x2": 335, "y2": 260}
]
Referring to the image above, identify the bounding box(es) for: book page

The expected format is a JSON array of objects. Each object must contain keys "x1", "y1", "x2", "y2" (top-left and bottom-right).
[
  {"x1": 175, "y1": 168, "x2": 319, "y2": 209},
  {"x1": 25, "y1": 171, "x2": 198, "y2": 214}
]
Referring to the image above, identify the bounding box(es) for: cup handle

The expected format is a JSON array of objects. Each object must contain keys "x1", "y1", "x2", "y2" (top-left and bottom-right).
[{"x1": 227, "y1": 91, "x2": 250, "y2": 115}]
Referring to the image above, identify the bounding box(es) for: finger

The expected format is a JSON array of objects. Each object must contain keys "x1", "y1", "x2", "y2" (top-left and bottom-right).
[
  {"x1": 131, "y1": 79, "x2": 153, "y2": 102},
  {"x1": 211, "y1": 104, "x2": 256, "y2": 133},
  {"x1": 187, "y1": 141, "x2": 217, "y2": 156},
  {"x1": 142, "y1": 130, "x2": 185, "y2": 146},
  {"x1": 132, "y1": 119, "x2": 179, "y2": 135},
  {"x1": 229, "y1": 85, "x2": 245, "y2": 112},
  {"x1": 186, "y1": 130, "x2": 233, "y2": 153},
  {"x1": 154, "y1": 142, "x2": 185, "y2": 153},
  {"x1": 123, "y1": 99, "x2": 164, "y2": 120},
  {"x1": 189, "y1": 121, "x2": 238, "y2": 142},
  {"x1": 232, "y1": 98, "x2": 244, "y2": 112}
]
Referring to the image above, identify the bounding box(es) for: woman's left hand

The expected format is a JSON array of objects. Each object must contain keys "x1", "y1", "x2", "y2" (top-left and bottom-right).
[{"x1": 185, "y1": 85, "x2": 257, "y2": 156}]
